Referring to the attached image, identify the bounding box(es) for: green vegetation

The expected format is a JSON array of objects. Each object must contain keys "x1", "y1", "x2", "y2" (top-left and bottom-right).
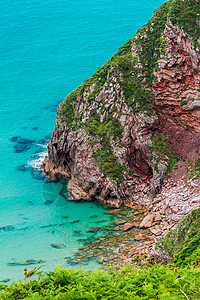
[
  {"x1": 180, "y1": 100, "x2": 188, "y2": 107},
  {"x1": 190, "y1": 157, "x2": 200, "y2": 179},
  {"x1": 59, "y1": 0, "x2": 173, "y2": 123},
  {"x1": 157, "y1": 208, "x2": 200, "y2": 267},
  {"x1": 92, "y1": 149, "x2": 125, "y2": 184},
  {"x1": 150, "y1": 134, "x2": 180, "y2": 176},
  {"x1": 0, "y1": 264, "x2": 200, "y2": 299},
  {"x1": 108, "y1": 0, "x2": 171, "y2": 113},
  {"x1": 134, "y1": 0, "x2": 171, "y2": 85},
  {"x1": 59, "y1": 60, "x2": 112, "y2": 127},
  {"x1": 59, "y1": 85, "x2": 85, "y2": 128},
  {"x1": 85, "y1": 113, "x2": 123, "y2": 140},
  {"x1": 169, "y1": 0, "x2": 200, "y2": 48},
  {"x1": 85, "y1": 113, "x2": 126, "y2": 184}
]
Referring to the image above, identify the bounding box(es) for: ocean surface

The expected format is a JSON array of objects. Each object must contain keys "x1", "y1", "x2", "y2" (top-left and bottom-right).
[{"x1": 0, "y1": 0, "x2": 165, "y2": 281}]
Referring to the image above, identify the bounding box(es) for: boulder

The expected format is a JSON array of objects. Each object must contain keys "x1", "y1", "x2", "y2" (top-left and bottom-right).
[
  {"x1": 140, "y1": 214, "x2": 154, "y2": 228},
  {"x1": 113, "y1": 220, "x2": 126, "y2": 225},
  {"x1": 150, "y1": 227, "x2": 162, "y2": 236},
  {"x1": 123, "y1": 223, "x2": 135, "y2": 231},
  {"x1": 134, "y1": 235, "x2": 145, "y2": 241},
  {"x1": 154, "y1": 213, "x2": 162, "y2": 222}
]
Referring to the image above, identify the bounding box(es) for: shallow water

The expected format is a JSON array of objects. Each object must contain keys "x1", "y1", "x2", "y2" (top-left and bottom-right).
[{"x1": 0, "y1": 0, "x2": 165, "y2": 281}]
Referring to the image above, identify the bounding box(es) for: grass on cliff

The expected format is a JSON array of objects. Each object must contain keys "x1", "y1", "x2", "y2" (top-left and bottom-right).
[
  {"x1": 169, "y1": 0, "x2": 200, "y2": 49},
  {"x1": 86, "y1": 113, "x2": 126, "y2": 184},
  {"x1": 59, "y1": 0, "x2": 172, "y2": 125},
  {"x1": 0, "y1": 264, "x2": 200, "y2": 299},
  {"x1": 150, "y1": 134, "x2": 180, "y2": 176},
  {"x1": 190, "y1": 157, "x2": 200, "y2": 179},
  {"x1": 157, "y1": 208, "x2": 200, "y2": 267}
]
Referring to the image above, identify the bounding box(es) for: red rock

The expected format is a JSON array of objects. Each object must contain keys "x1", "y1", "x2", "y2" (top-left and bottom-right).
[
  {"x1": 135, "y1": 235, "x2": 145, "y2": 241},
  {"x1": 172, "y1": 207, "x2": 179, "y2": 213},
  {"x1": 132, "y1": 222, "x2": 140, "y2": 228},
  {"x1": 160, "y1": 207, "x2": 166, "y2": 215},
  {"x1": 123, "y1": 223, "x2": 135, "y2": 231},
  {"x1": 113, "y1": 220, "x2": 126, "y2": 225},
  {"x1": 140, "y1": 214, "x2": 154, "y2": 228},
  {"x1": 104, "y1": 209, "x2": 122, "y2": 215},
  {"x1": 154, "y1": 213, "x2": 162, "y2": 222},
  {"x1": 150, "y1": 227, "x2": 162, "y2": 236}
]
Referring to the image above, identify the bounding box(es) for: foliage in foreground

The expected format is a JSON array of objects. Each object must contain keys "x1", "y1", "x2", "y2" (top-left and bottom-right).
[{"x1": 0, "y1": 264, "x2": 200, "y2": 300}]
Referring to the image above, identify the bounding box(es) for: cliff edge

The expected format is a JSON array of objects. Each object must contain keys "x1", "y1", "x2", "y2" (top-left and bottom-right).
[{"x1": 42, "y1": 0, "x2": 200, "y2": 208}]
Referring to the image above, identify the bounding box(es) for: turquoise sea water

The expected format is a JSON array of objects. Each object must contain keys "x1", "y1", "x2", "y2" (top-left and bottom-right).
[{"x1": 0, "y1": 0, "x2": 165, "y2": 281}]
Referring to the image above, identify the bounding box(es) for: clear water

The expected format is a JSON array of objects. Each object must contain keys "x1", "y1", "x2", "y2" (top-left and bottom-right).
[{"x1": 0, "y1": 0, "x2": 165, "y2": 281}]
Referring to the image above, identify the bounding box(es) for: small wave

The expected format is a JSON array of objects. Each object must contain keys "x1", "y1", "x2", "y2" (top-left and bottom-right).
[{"x1": 28, "y1": 146, "x2": 48, "y2": 170}]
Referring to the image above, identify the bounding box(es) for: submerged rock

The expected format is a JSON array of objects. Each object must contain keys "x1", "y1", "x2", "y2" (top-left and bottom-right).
[
  {"x1": 70, "y1": 220, "x2": 80, "y2": 224},
  {"x1": 2, "y1": 225, "x2": 14, "y2": 231},
  {"x1": 17, "y1": 138, "x2": 35, "y2": 145},
  {"x1": 16, "y1": 164, "x2": 28, "y2": 172},
  {"x1": 7, "y1": 259, "x2": 44, "y2": 267},
  {"x1": 14, "y1": 143, "x2": 32, "y2": 153},
  {"x1": 51, "y1": 244, "x2": 65, "y2": 249},
  {"x1": 10, "y1": 136, "x2": 20, "y2": 142},
  {"x1": 0, "y1": 279, "x2": 10, "y2": 283},
  {"x1": 13, "y1": 137, "x2": 35, "y2": 153},
  {"x1": 66, "y1": 258, "x2": 79, "y2": 265},
  {"x1": 31, "y1": 168, "x2": 44, "y2": 181},
  {"x1": 89, "y1": 227, "x2": 102, "y2": 233},
  {"x1": 89, "y1": 215, "x2": 98, "y2": 219},
  {"x1": 104, "y1": 209, "x2": 122, "y2": 215},
  {"x1": 44, "y1": 200, "x2": 54, "y2": 205}
]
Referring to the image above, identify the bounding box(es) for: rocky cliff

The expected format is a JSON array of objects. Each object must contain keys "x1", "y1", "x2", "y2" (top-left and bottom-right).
[{"x1": 42, "y1": 0, "x2": 200, "y2": 208}]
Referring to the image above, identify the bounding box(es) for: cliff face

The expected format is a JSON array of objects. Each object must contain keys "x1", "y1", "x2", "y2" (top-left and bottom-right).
[{"x1": 42, "y1": 0, "x2": 200, "y2": 208}]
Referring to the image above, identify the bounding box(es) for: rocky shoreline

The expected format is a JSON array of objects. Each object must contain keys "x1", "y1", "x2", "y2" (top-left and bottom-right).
[{"x1": 63, "y1": 171, "x2": 199, "y2": 268}]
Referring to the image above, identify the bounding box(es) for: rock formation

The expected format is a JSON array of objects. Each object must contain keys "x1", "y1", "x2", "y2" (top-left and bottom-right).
[{"x1": 42, "y1": 0, "x2": 200, "y2": 208}]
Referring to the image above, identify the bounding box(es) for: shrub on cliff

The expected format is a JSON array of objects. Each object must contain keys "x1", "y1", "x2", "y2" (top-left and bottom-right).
[{"x1": 157, "y1": 208, "x2": 200, "y2": 267}]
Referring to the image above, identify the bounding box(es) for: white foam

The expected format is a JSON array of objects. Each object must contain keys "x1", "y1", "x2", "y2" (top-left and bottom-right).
[{"x1": 28, "y1": 144, "x2": 48, "y2": 169}]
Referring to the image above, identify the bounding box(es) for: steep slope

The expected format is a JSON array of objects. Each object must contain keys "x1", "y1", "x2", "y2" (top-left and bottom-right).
[
  {"x1": 157, "y1": 207, "x2": 200, "y2": 267},
  {"x1": 42, "y1": 0, "x2": 200, "y2": 208}
]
